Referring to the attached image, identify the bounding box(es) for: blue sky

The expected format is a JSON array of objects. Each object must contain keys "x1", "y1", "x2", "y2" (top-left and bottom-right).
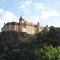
[{"x1": 0, "y1": 0, "x2": 60, "y2": 31}]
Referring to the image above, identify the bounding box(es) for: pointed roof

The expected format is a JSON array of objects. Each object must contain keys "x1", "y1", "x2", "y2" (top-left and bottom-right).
[{"x1": 20, "y1": 16, "x2": 22, "y2": 20}]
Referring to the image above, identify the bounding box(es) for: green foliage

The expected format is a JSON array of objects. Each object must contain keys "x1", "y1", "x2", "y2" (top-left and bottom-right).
[
  {"x1": 36, "y1": 26, "x2": 60, "y2": 46},
  {"x1": 35, "y1": 44, "x2": 60, "y2": 60},
  {"x1": 47, "y1": 26, "x2": 60, "y2": 46},
  {"x1": 0, "y1": 26, "x2": 60, "y2": 60}
]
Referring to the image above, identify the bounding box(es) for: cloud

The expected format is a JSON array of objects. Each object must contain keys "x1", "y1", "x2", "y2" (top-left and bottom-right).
[
  {"x1": 34, "y1": 2, "x2": 59, "y2": 19},
  {"x1": 18, "y1": 4, "x2": 28, "y2": 13},
  {"x1": 18, "y1": 4, "x2": 27, "y2": 10},
  {"x1": 0, "y1": 8, "x2": 4, "y2": 13},
  {"x1": 25, "y1": 16, "x2": 41, "y2": 23},
  {"x1": 2, "y1": 11, "x2": 18, "y2": 23},
  {"x1": 21, "y1": 16, "x2": 40, "y2": 24},
  {"x1": 30, "y1": 16, "x2": 41, "y2": 23},
  {"x1": 41, "y1": 10, "x2": 59, "y2": 19},
  {"x1": 34, "y1": 3, "x2": 45, "y2": 10},
  {"x1": 0, "y1": 8, "x2": 18, "y2": 28},
  {"x1": 24, "y1": 0, "x2": 32, "y2": 5},
  {"x1": 22, "y1": 16, "x2": 30, "y2": 21},
  {"x1": 18, "y1": 0, "x2": 32, "y2": 13}
]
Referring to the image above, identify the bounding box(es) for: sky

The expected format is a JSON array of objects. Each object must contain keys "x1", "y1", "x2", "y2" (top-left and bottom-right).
[{"x1": 0, "y1": 0, "x2": 60, "y2": 31}]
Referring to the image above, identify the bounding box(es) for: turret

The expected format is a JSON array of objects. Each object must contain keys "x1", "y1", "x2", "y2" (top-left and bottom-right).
[
  {"x1": 4, "y1": 22, "x2": 5, "y2": 26},
  {"x1": 46, "y1": 25, "x2": 49, "y2": 31},
  {"x1": 37, "y1": 22, "x2": 40, "y2": 33},
  {"x1": 19, "y1": 16, "x2": 23, "y2": 27},
  {"x1": 19, "y1": 16, "x2": 26, "y2": 27},
  {"x1": 19, "y1": 16, "x2": 22, "y2": 23}
]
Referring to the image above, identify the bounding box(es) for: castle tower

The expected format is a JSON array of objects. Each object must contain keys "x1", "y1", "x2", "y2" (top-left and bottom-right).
[
  {"x1": 19, "y1": 16, "x2": 25, "y2": 27},
  {"x1": 19, "y1": 16, "x2": 26, "y2": 32},
  {"x1": 19, "y1": 16, "x2": 22, "y2": 26},
  {"x1": 46, "y1": 25, "x2": 49, "y2": 31},
  {"x1": 37, "y1": 22, "x2": 40, "y2": 33}
]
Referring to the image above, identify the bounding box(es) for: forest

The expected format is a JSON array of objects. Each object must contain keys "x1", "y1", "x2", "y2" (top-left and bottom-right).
[{"x1": 0, "y1": 26, "x2": 60, "y2": 60}]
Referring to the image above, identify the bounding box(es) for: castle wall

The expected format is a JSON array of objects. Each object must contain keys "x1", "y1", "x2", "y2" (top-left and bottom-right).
[
  {"x1": 1, "y1": 23, "x2": 44, "y2": 34},
  {"x1": 14, "y1": 25, "x2": 20, "y2": 32},
  {"x1": 21, "y1": 27, "x2": 26, "y2": 32},
  {"x1": 1, "y1": 17, "x2": 44, "y2": 34},
  {"x1": 26, "y1": 25, "x2": 36, "y2": 34},
  {"x1": 39, "y1": 26, "x2": 44, "y2": 32},
  {"x1": 2, "y1": 24, "x2": 44, "y2": 34},
  {"x1": 2, "y1": 25, "x2": 9, "y2": 32},
  {"x1": 2, "y1": 25, "x2": 20, "y2": 32}
]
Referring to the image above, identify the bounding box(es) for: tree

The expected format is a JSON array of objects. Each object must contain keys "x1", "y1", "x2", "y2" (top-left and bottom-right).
[
  {"x1": 35, "y1": 44, "x2": 60, "y2": 60},
  {"x1": 47, "y1": 26, "x2": 60, "y2": 46}
]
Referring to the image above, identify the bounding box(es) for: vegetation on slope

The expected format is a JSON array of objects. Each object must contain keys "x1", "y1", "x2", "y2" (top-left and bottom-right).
[{"x1": 0, "y1": 26, "x2": 60, "y2": 60}]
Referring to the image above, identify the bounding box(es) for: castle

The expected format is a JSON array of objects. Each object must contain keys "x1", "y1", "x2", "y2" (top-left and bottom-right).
[{"x1": 1, "y1": 16, "x2": 45, "y2": 34}]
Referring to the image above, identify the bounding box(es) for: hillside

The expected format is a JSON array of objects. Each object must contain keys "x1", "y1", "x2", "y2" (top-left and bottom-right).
[
  {"x1": 0, "y1": 31, "x2": 34, "y2": 44},
  {"x1": 0, "y1": 26, "x2": 60, "y2": 60}
]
